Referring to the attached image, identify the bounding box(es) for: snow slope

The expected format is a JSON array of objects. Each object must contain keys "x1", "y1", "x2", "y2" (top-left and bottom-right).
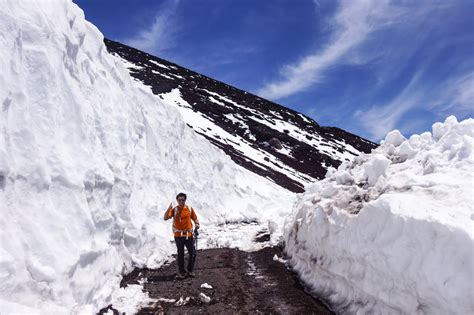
[
  {"x1": 0, "y1": 1, "x2": 294, "y2": 312},
  {"x1": 284, "y1": 116, "x2": 474, "y2": 314},
  {"x1": 105, "y1": 38, "x2": 376, "y2": 193}
]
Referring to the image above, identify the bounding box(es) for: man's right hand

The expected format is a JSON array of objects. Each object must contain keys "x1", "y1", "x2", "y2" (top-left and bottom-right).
[{"x1": 164, "y1": 203, "x2": 173, "y2": 220}]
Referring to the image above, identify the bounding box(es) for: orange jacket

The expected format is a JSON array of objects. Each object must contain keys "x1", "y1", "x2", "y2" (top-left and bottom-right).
[{"x1": 164, "y1": 205, "x2": 199, "y2": 237}]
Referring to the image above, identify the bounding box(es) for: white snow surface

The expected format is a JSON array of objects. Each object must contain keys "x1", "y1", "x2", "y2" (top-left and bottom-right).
[
  {"x1": 0, "y1": 1, "x2": 294, "y2": 312},
  {"x1": 284, "y1": 116, "x2": 474, "y2": 314}
]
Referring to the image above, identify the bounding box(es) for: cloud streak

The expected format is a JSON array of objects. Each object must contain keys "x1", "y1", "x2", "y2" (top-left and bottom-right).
[
  {"x1": 257, "y1": 0, "x2": 397, "y2": 100},
  {"x1": 256, "y1": 0, "x2": 471, "y2": 141},
  {"x1": 123, "y1": 0, "x2": 180, "y2": 55},
  {"x1": 355, "y1": 70, "x2": 474, "y2": 140},
  {"x1": 443, "y1": 73, "x2": 474, "y2": 113},
  {"x1": 354, "y1": 71, "x2": 424, "y2": 139}
]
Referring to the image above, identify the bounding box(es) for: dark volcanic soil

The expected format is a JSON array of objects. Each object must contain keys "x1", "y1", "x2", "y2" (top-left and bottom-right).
[{"x1": 109, "y1": 246, "x2": 332, "y2": 314}]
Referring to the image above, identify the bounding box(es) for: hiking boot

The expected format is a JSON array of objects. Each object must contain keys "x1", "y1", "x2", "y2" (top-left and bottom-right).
[
  {"x1": 175, "y1": 273, "x2": 186, "y2": 280},
  {"x1": 187, "y1": 271, "x2": 195, "y2": 278}
]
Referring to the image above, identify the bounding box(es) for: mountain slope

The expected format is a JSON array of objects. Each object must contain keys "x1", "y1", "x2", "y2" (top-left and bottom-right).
[{"x1": 104, "y1": 39, "x2": 376, "y2": 193}]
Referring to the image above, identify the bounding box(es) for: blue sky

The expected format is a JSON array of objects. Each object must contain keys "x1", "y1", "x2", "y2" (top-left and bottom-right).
[{"x1": 74, "y1": 0, "x2": 473, "y2": 141}]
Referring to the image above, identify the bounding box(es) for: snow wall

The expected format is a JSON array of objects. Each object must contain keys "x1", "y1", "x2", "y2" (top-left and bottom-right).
[
  {"x1": 284, "y1": 116, "x2": 474, "y2": 314},
  {"x1": 0, "y1": 1, "x2": 294, "y2": 312}
]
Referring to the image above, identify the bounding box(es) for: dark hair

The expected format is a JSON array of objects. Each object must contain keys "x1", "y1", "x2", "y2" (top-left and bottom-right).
[{"x1": 176, "y1": 192, "x2": 187, "y2": 200}]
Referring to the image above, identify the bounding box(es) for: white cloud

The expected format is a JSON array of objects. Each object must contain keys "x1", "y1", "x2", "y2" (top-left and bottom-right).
[
  {"x1": 257, "y1": 0, "x2": 398, "y2": 100},
  {"x1": 355, "y1": 97, "x2": 416, "y2": 140},
  {"x1": 449, "y1": 73, "x2": 474, "y2": 111},
  {"x1": 355, "y1": 71, "x2": 474, "y2": 140},
  {"x1": 123, "y1": 0, "x2": 180, "y2": 54},
  {"x1": 354, "y1": 71, "x2": 423, "y2": 140},
  {"x1": 426, "y1": 72, "x2": 474, "y2": 120}
]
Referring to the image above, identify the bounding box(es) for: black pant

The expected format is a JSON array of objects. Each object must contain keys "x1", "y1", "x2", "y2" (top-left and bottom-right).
[{"x1": 175, "y1": 236, "x2": 195, "y2": 274}]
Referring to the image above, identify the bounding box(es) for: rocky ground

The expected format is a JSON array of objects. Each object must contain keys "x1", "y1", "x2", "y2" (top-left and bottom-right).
[{"x1": 100, "y1": 244, "x2": 333, "y2": 314}]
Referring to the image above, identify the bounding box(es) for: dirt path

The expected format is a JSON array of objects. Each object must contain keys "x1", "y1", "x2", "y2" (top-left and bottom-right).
[{"x1": 109, "y1": 246, "x2": 332, "y2": 314}]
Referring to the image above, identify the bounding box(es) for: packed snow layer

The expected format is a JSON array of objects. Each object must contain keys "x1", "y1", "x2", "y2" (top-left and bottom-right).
[
  {"x1": 0, "y1": 0, "x2": 294, "y2": 312},
  {"x1": 284, "y1": 116, "x2": 474, "y2": 314}
]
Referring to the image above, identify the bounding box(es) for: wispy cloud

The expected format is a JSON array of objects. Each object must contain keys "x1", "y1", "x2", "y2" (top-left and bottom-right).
[
  {"x1": 441, "y1": 73, "x2": 474, "y2": 113},
  {"x1": 257, "y1": 0, "x2": 400, "y2": 99},
  {"x1": 257, "y1": 0, "x2": 471, "y2": 140},
  {"x1": 123, "y1": 0, "x2": 180, "y2": 55},
  {"x1": 355, "y1": 70, "x2": 474, "y2": 140},
  {"x1": 354, "y1": 71, "x2": 424, "y2": 139},
  {"x1": 192, "y1": 39, "x2": 260, "y2": 72}
]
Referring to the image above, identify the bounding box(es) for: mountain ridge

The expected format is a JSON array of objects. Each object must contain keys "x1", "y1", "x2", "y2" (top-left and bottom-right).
[{"x1": 104, "y1": 38, "x2": 376, "y2": 192}]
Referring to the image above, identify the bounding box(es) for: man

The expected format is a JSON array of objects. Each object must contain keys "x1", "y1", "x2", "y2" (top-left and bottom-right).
[{"x1": 164, "y1": 192, "x2": 200, "y2": 279}]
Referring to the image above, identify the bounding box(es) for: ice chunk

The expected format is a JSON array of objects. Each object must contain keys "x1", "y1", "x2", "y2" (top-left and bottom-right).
[
  {"x1": 384, "y1": 130, "x2": 406, "y2": 146},
  {"x1": 432, "y1": 115, "x2": 458, "y2": 140},
  {"x1": 364, "y1": 154, "x2": 390, "y2": 186},
  {"x1": 200, "y1": 283, "x2": 213, "y2": 289},
  {"x1": 335, "y1": 170, "x2": 354, "y2": 185},
  {"x1": 157, "y1": 297, "x2": 176, "y2": 303},
  {"x1": 273, "y1": 254, "x2": 287, "y2": 263},
  {"x1": 397, "y1": 141, "x2": 417, "y2": 160},
  {"x1": 175, "y1": 296, "x2": 191, "y2": 306},
  {"x1": 321, "y1": 184, "x2": 338, "y2": 198},
  {"x1": 199, "y1": 292, "x2": 211, "y2": 304}
]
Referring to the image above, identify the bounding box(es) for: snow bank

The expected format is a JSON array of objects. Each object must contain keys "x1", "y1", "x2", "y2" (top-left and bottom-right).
[
  {"x1": 0, "y1": 0, "x2": 294, "y2": 312},
  {"x1": 284, "y1": 116, "x2": 474, "y2": 314}
]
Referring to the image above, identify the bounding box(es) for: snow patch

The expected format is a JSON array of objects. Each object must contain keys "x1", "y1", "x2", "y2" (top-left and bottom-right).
[
  {"x1": 109, "y1": 284, "x2": 156, "y2": 314},
  {"x1": 148, "y1": 59, "x2": 171, "y2": 69}
]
